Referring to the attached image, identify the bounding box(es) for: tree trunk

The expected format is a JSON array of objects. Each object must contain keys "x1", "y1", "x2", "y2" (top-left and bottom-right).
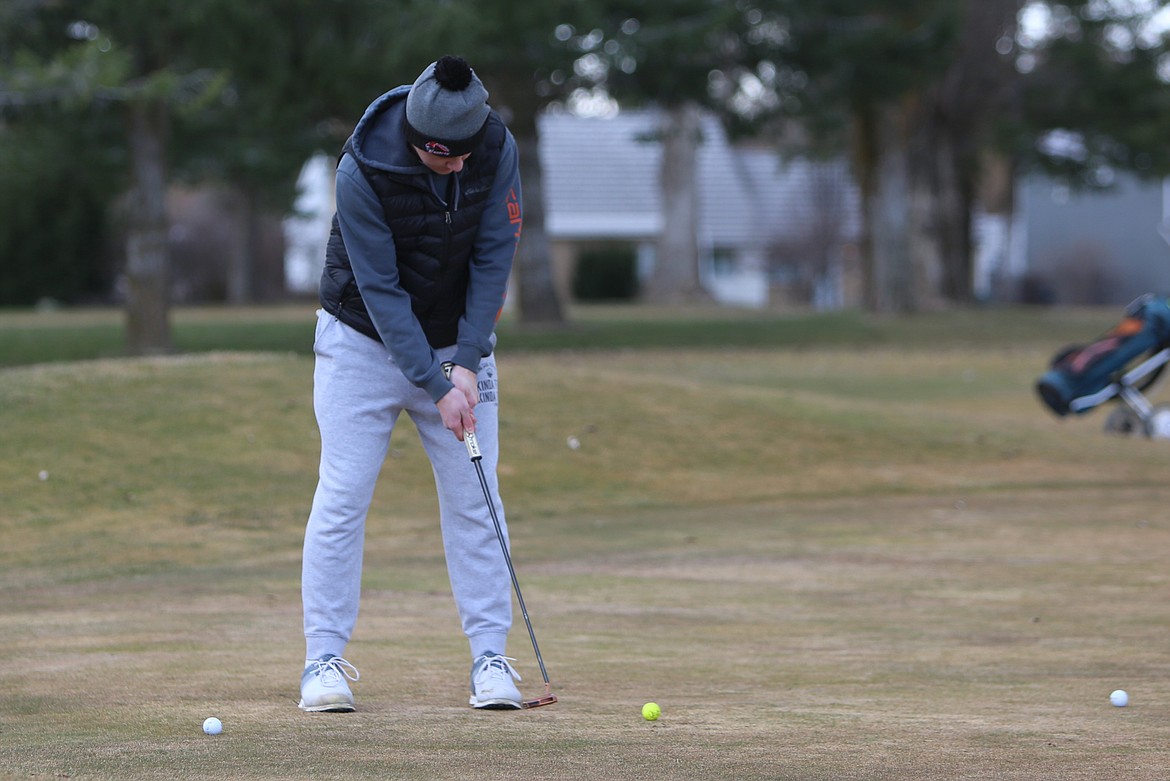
[
  {"x1": 974, "y1": 149, "x2": 1017, "y2": 299},
  {"x1": 124, "y1": 99, "x2": 173, "y2": 355},
  {"x1": 852, "y1": 107, "x2": 878, "y2": 311},
  {"x1": 867, "y1": 100, "x2": 917, "y2": 313},
  {"x1": 913, "y1": 0, "x2": 1021, "y2": 305},
  {"x1": 226, "y1": 186, "x2": 256, "y2": 305},
  {"x1": 513, "y1": 132, "x2": 565, "y2": 325},
  {"x1": 646, "y1": 102, "x2": 709, "y2": 304},
  {"x1": 907, "y1": 117, "x2": 949, "y2": 311},
  {"x1": 933, "y1": 138, "x2": 974, "y2": 303},
  {"x1": 852, "y1": 1, "x2": 1021, "y2": 312}
]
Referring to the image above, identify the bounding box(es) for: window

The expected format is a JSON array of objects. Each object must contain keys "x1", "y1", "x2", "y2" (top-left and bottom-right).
[{"x1": 711, "y1": 247, "x2": 736, "y2": 277}]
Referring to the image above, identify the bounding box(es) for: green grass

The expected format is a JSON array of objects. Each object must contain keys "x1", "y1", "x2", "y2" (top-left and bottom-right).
[
  {"x1": 0, "y1": 302, "x2": 1123, "y2": 367},
  {"x1": 2, "y1": 306, "x2": 1169, "y2": 780}
]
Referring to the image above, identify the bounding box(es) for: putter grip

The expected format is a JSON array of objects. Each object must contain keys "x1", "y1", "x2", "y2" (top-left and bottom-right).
[
  {"x1": 441, "y1": 362, "x2": 483, "y2": 461},
  {"x1": 464, "y1": 429, "x2": 483, "y2": 461}
]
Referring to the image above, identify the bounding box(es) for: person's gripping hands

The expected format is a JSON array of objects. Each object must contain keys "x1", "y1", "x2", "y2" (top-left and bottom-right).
[{"x1": 438, "y1": 363, "x2": 478, "y2": 440}]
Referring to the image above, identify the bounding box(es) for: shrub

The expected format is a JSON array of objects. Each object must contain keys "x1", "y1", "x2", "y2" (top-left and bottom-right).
[{"x1": 572, "y1": 245, "x2": 639, "y2": 301}]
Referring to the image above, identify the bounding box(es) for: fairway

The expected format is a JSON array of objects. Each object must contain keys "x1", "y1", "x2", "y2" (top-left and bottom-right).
[{"x1": 1, "y1": 329, "x2": 1169, "y2": 779}]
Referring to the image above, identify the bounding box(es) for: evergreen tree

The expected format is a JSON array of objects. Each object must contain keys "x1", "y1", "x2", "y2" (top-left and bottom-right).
[
  {"x1": 558, "y1": 1, "x2": 772, "y2": 304},
  {"x1": 757, "y1": 0, "x2": 1170, "y2": 310},
  {"x1": 1, "y1": 2, "x2": 427, "y2": 350}
]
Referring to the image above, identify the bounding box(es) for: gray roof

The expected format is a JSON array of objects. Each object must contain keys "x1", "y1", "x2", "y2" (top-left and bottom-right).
[
  {"x1": 537, "y1": 110, "x2": 664, "y2": 239},
  {"x1": 537, "y1": 108, "x2": 859, "y2": 248}
]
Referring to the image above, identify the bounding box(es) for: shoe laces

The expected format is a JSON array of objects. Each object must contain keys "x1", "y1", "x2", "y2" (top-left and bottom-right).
[
  {"x1": 308, "y1": 655, "x2": 360, "y2": 686},
  {"x1": 474, "y1": 654, "x2": 521, "y2": 686}
]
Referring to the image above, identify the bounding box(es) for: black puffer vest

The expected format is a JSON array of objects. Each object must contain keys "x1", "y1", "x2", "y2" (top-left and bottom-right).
[{"x1": 319, "y1": 111, "x2": 506, "y2": 348}]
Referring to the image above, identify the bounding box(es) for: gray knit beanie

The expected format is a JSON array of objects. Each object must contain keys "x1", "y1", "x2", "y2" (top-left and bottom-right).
[{"x1": 404, "y1": 55, "x2": 490, "y2": 157}]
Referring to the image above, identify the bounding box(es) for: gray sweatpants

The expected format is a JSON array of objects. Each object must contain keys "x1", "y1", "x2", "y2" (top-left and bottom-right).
[{"x1": 302, "y1": 310, "x2": 511, "y2": 662}]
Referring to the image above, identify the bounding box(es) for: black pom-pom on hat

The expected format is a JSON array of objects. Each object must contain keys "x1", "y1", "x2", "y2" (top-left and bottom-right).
[
  {"x1": 433, "y1": 55, "x2": 474, "y2": 91},
  {"x1": 404, "y1": 55, "x2": 491, "y2": 157}
]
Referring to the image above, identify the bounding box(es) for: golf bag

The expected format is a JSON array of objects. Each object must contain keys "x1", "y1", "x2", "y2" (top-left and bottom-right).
[{"x1": 1036, "y1": 294, "x2": 1170, "y2": 437}]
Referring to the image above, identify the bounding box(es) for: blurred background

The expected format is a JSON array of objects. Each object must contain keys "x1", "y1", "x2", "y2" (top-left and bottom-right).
[{"x1": 3, "y1": 0, "x2": 1170, "y2": 354}]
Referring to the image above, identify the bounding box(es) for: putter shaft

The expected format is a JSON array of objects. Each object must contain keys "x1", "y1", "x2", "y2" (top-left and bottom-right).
[
  {"x1": 441, "y1": 363, "x2": 556, "y2": 707},
  {"x1": 464, "y1": 431, "x2": 554, "y2": 694}
]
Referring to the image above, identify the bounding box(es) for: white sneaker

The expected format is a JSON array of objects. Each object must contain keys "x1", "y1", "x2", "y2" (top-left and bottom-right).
[
  {"x1": 469, "y1": 653, "x2": 522, "y2": 709},
  {"x1": 299, "y1": 655, "x2": 359, "y2": 712}
]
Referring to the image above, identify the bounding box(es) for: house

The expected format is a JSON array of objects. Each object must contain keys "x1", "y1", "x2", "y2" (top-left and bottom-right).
[
  {"x1": 540, "y1": 113, "x2": 1170, "y2": 310},
  {"x1": 283, "y1": 113, "x2": 1170, "y2": 310},
  {"x1": 1008, "y1": 172, "x2": 1170, "y2": 305},
  {"x1": 537, "y1": 109, "x2": 861, "y2": 309},
  {"x1": 284, "y1": 110, "x2": 863, "y2": 308}
]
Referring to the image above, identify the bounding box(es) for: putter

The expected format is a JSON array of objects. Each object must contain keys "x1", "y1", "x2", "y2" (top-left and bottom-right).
[{"x1": 444, "y1": 363, "x2": 557, "y2": 709}]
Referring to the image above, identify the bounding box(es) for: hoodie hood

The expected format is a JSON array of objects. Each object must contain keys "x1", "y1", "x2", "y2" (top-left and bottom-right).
[{"x1": 348, "y1": 86, "x2": 430, "y2": 175}]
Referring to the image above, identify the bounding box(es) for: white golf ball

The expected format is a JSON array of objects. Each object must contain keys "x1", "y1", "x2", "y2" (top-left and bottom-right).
[
  {"x1": 1110, "y1": 689, "x2": 1129, "y2": 707},
  {"x1": 202, "y1": 716, "x2": 223, "y2": 735},
  {"x1": 38, "y1": 470, "x2": 49, "y2": 482},
  {"x1": 567, "y1": 436, "x2": 581, "y2": 450}
]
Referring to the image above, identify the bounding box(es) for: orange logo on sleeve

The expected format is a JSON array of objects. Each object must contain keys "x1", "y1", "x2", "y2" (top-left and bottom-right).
[{"x1": 506, "y1": 188, "x2": 522, "y2": 241}]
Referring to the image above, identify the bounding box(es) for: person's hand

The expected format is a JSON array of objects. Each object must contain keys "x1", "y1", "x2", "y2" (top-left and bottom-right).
[{"x1": 437, "y1": 363, "x2": 477, "y2": 440}]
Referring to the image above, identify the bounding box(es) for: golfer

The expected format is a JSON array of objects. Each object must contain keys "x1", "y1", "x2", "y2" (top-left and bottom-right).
[{"x1": 299, "y1": 55, "x2": 523, "y2": 712}]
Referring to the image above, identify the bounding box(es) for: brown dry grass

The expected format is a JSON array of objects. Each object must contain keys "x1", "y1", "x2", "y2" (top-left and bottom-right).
[{"x1": 1, "y1": 341, "x2": 1168, "y2": 780}]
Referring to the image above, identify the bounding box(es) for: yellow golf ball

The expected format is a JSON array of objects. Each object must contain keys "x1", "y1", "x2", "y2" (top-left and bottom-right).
[{"x1": 641, "y1": 702, "x2": 661, "y2": 721}]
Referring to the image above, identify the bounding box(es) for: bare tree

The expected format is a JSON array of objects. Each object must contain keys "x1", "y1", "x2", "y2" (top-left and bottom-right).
[
  {"x1": 123, "y1": 98, "x2": 173, "y2": 353},
  {"x1": 647, "y1": 103, "x2": 710, "y2": 304}
]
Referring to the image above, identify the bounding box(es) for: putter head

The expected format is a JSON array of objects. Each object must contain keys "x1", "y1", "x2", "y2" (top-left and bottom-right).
[{"x1": 521, "y1": 687, "x2": 556, "y2": 710}]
